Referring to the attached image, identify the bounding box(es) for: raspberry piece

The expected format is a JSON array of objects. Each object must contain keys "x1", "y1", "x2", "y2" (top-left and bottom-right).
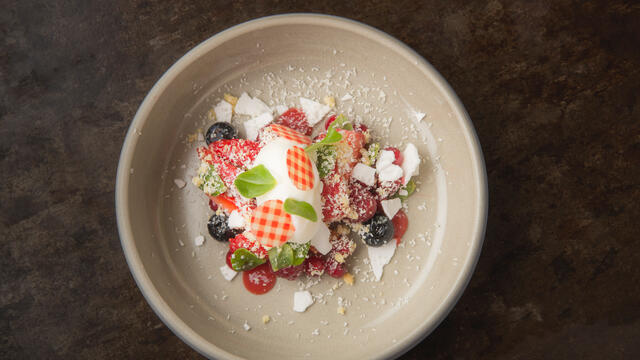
[
  {"x1": 384, "y1": 146, "x2": 403, "y2": 165},
  {"x1": 376, "y1": 178, "x2": 403, "y2": 200},
  {"x1": 321, "y1": 177, "x2": 349, "y2": 223},
  {"x1": 325, "y1": 257, "x2": 346, "y2": 278},
  {"x1": 277, "y1": 108, "x2": 313, "y2": 136},
  {"x1": 208, "y1": 139, "x2": 260, "y2": 168},
  {"x1": 229, "y1": 233, "x2": 268, "y2": 258},
  {"x1": 392, "y1": 210, "x2": 409, "y2": 244},
  {"x1": 353, "y1": 123, "x2": 368, "y2": 133},
  {"x1": 304, "y1": 256, "x2": 325, "y2": 276},
  {"x1": 275, "y1": 264, "x2": 305, "y2": 281},
  {"x1": 347, "y1": 181, "x2": 377, "y2": 223},
  {"x1": 208, "y1": 198, "x2": 219, "y2": 211}
]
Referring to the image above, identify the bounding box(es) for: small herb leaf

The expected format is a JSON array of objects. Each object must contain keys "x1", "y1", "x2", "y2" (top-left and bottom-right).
[
  {"x1": 283, "y1": 198, "x2": 318, "y2": 222},
  {"x1": 393, "y1": 179, "x2": 417, "y2": 201},
  {"x1": 231, "y1": 248, "x2": 266, "y2": 271},
  {"x1": 233, "y1": 165, "x2": 277, "y2": 198},
  {"x1": 316, "y1": 146, "x2": 336, "y2": 179},
  {"x1": 268, "y1": 244, "x2": 294, "y2": 271},
  {"x1": 289, "y1": 242, "x2": 310, "y2": 266}
]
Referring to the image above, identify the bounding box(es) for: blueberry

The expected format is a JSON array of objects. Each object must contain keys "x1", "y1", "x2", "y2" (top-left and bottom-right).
[
  {"x1": 207, "y1": 214, "x2": 238, "y2": 242},
  {"x1": 361, "y1": 214, "x2": 394, "y2": 247},
  {"x1": 205, "y1": 122, "x2": 238, "y2": 145}
]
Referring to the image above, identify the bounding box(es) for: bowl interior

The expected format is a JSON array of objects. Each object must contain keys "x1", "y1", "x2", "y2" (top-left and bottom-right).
[{"x1": 117, "y1": 15, "x2": 485, "y2": 360}]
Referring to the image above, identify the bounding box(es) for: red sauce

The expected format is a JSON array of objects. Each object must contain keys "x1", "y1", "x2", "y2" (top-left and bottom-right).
[
  {"x1": 392, "y1": 210, "x2": 409, "y2": 244},
  {"x1": 243, "y1": 263, "x2": 277, "y2": 295}
]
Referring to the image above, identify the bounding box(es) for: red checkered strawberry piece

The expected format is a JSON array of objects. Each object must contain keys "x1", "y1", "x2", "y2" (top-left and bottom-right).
[
  {"x1": 208, "y1": 139, "x2": 260, "y2": 168},
  {"x1": 229, "y1": 233, "x2": 268, "y2": 258},
  {"x1": 286, "y1": 146, "x2": 314, "y2": 190},
  {"x1": 268, "y1": 124, "x2": 311, "y2": 145},
  {"x1": 250, "y1": 200, "x2": 295, "y2": 247},
  {"x1": 276, "y1": 108, "x2": 313, "y2": 136}
]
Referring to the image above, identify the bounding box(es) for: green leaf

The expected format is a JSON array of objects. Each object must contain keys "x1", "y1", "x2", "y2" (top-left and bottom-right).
[
  {"x1": 231, "y1": 248, "x2": 266, "y2": 271},
  {"x1": 283, "y1": 198, "x2": 318, "y2": 222},
  {"x1": 268, "y1": 244, "x2": 294, "y2": 271},
  {"x1": 393, "y1": 179, "x2": 417, "y2": 201},
  {"x1": 268, "y1": 242, "x2": 310, "y2": 271},
  {"x1": 233, "y1": 165, "x2": 277, "y2": 198},
  {"x1": 316, "y1": 146, "x2": 336, "y2": 179},
  {"x1": 329, "y1": 114, "x2": 352, "y2": 131},
  {"x1": 198, "y1": 164, "x2": 227, "y2": 196},
  {"x1": 289, "y1": 242, "x2": 310, "y2": 266},
  {"x1": 305, "y1": 114, "x2": 353, "y2": 154},
  {"x1": 305, "y1": 128, "x2": 343, "y2": 154}
]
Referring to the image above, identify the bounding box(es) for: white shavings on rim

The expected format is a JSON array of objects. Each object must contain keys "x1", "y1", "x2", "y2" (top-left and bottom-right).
[
  {"x1": 243, "y1": 321, "x2": 251, "y2": 331},
  {"x1": 194, "y1": 235, "x2": 205, "y2": 247},
  {"x1": 219, "y1": 266, "x2": 237, "y2": 281}
]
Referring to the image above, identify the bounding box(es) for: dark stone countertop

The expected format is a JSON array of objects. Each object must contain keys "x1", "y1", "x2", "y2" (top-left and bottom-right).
[{"x1": 2, "y1": 0, "x2": 639, "y2": 359}]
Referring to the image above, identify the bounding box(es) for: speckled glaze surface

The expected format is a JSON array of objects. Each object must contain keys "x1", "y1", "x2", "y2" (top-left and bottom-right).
[
  {"x1": 116, "y1": 15, "x2": 486, "y2": 359},
  {"x1": 3, "y1": 1, "x2": 639, "y2": 359}
]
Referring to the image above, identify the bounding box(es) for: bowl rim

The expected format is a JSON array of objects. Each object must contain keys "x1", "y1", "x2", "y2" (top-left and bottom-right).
[{"x1": 115, "y1": 13, "x2": 488, "y2": 360}]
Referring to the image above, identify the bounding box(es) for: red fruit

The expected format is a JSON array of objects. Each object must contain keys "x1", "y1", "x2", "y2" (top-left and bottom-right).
[
  {"x1": 304, "y1": 256, "x2": 325, "y2": 276},
  {"x1": 225, "y1": 250, "x2": 233, "y2": 269},
  {"x1": 275, "y1": 264, "x2": 305, "y2": 281},
  {"x1": 354, "y1": 123, "x2": 368, "y2": 133},
  {"x1": 229, "y1": 233, "x2": 268, "y2": 258},
  {"x1": 243, "y1": 263, "x2": 277, "y2": 295},
  {"x1": 348, "y1": 181, "x2": 377, "y2": 223},
  {"x1": 392, "y1": 210, "x2": 409, "y2": 244},
  {"x1": 321, "y1": 178, "x2": 349, "y2": 223},
  {"x1": 376, "y1": 178, "x2": 403, "y2": 200},
  {"x1": 277, "y1": 108, "x2": 313, "y2": 136},
  {"x1": 325, "y1": 257, "x2": 346, "y2": 278},
  {"x1": 338, "y1": 130, "x2": 365, "y2": 169},
  {"x1": 208, "y1": 139, "x2": 260, "y2": 168},
  {"x1": 210, "y1": 194, "x2": 238, "y2": 212},
  {"x1": 208, "y1": 198, "x2": 219, "y2": 211},
  {"x1": 384, "y1": 147, "x2": 403, "y2": 165},
  {"x1": 329, "y1": 232, "x2": 356, "y2": 257},
  {"x1": 325, "y1": 115, "x2": 337, "y2": 130}
]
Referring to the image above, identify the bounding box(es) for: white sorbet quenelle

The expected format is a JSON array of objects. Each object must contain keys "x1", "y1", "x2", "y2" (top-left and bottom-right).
[{"x1": 251, "y1": 137, "x2": 323, "y2": 244}]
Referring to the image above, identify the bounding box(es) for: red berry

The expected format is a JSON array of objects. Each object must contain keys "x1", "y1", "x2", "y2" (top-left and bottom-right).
[
  {"x1": 348, "y1": 181, "x2": 377, "y2": 223},
  {"x1": 384, "y1": 147, "x2": 403, "y2": 165},
  {"x1": 277, "y1": 108, "x2": 313, "y2": 136},
  {"x1": 225, "y1": 250, "x2": 233, "y2": 269},
  {"x1": 304, "y1": 256, "x2": 325, "y2": 276},
  {"x1": 243, "y1": 263, "x2": 277, "y2": 295},
  {"x1": 208, "y1": 139, "x2": 260, "y2": 168},
  {"x1": 208, "y1": 198, "x2": 219, "y2": 211},
  {"x1": 275, "y1": 264, "x2": 305, "y2": 281},
  {"x1": 392, "y1": 210, "x2": 409, "y2": 244},
  {"x1": 354, "y1": 123, "x2": 368, "y2": 133},
  {"x1": 325, "y1": 115, "x2": 337, "y2": 130},
  {"x1": 229, "y1": 233, "x2": 268, "y2": 258},
  {"x1": 321, "y1": 177, "x2": 349, "y2": 223},
  {"x1": 325, "y1": 257, "x2": 346, "y2": 278},
  {"x1": 376, "y1": 178, "x2": 403, "y2": 200}
]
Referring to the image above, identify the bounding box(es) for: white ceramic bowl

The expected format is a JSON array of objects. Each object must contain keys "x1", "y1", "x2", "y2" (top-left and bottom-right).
[{"x1": 116, "y1": 14, "x2": 487, "y2": 360}]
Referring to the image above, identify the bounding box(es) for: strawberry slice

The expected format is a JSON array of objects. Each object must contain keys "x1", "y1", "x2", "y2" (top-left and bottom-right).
[
  {"x1": 276, "y1": 108, "x2": 313, "y2": 136},
  {"x1": 210, "y1": 194, "x2": 238, "y2": 212},
  {"x1": 229, "y1": 233, "x2": 268, "y2": 258},
  {"x1": 208, "y1": 139, "x2": 260, "y2": 169}
]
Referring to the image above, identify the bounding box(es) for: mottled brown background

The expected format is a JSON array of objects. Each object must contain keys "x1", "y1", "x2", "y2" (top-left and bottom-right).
[{"x1": 1, "y1": 0, "x2": 639, "y2": 359}]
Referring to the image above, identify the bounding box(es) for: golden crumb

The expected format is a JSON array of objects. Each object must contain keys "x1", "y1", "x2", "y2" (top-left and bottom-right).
[
  {"x1": 323, "y1": 96, "x2": 336, "y2": 108},
  {"x1": 262, "y1": 315, "x2": 270, "y2": 324},
  {"x1": 343, "y1": 273, "x2": 354, "y2": 285},
  {"x1": 187, "y1": 133, "x2": 198, "y2": 143},
  {"x1": 334, "y1": 253, "x2": 345, "y2": 264},
  {"x1": 224, "y1": 93, "x2": 238, "y2": 111},
  {"x1": 337, "y1": 306, "x2": 346, "y2": 315},
  {"x1": 191, "y1": 176, "x2": 203, "y2": 187},
  {"x1": 207, "y1": 108, "x2": 216, "y2": 121}
]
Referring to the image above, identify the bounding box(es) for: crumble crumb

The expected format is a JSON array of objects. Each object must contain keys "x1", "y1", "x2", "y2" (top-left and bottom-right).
[{"x1": 343, "y1": 273, "x2": 354, "y2": 286}]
